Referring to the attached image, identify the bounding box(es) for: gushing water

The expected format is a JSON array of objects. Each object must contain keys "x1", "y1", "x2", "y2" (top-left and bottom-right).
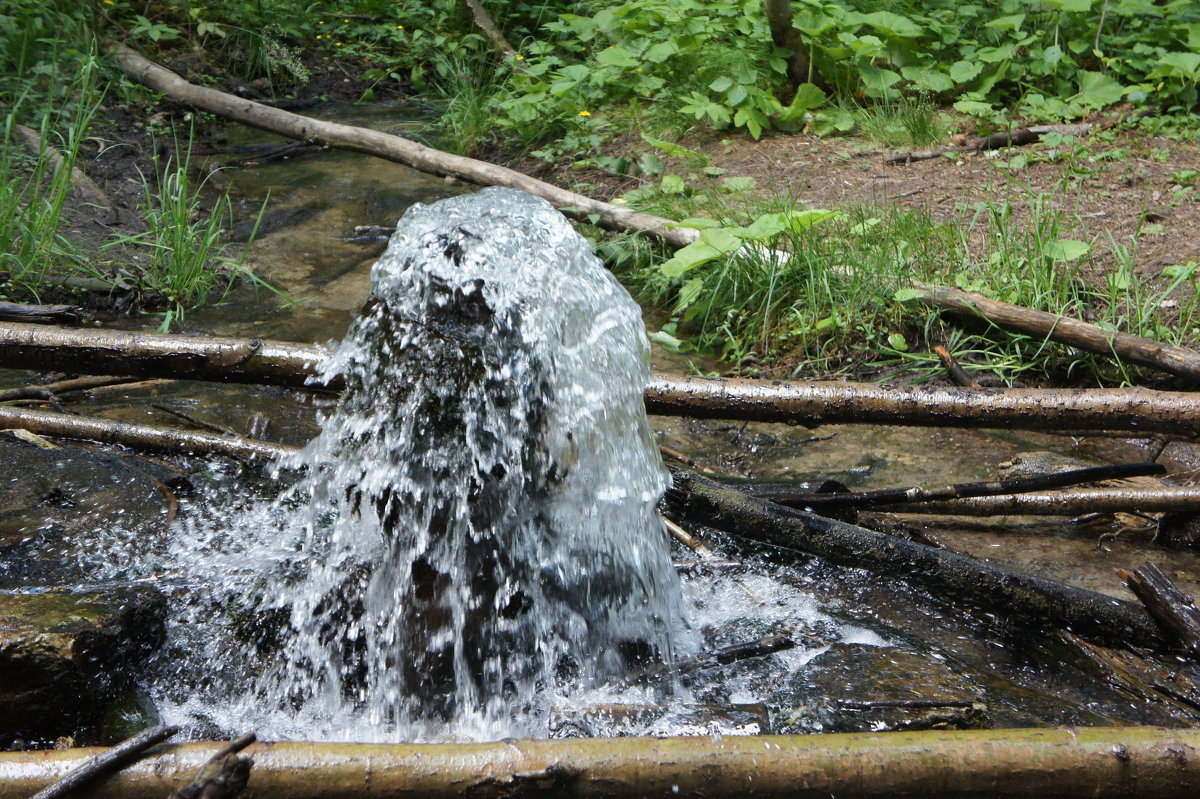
[{"x1": 156, "y1": 188, "x2": 686, "y2": 740}]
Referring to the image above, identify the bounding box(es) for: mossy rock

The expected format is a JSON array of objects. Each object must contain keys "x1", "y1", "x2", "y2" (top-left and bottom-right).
[{"x1": 0, "y1": 587, "x2": 166, "y2": 743}]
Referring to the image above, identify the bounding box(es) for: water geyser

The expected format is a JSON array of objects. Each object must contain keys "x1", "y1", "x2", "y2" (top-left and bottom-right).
[{"x1": 161, "y1": 188, "x2": 686, "y2": 741}]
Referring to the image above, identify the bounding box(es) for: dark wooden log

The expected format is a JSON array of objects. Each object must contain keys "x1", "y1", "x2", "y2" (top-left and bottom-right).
[
  {"x1": 0, "y1": 301, "x2": 82, "y2": 324},
  {"x1": 168, "y1": 734, "x2": 255, "y2": 799},
  {"x1": 666, "y1": 467, "x2": 1166, "y2": 651},
  {"x1": 1119, "y1": 563, "x2": 1200, "y2": 658},
  {"x1": 933, "y1": 344, "x2": 981, "y2": 387}
]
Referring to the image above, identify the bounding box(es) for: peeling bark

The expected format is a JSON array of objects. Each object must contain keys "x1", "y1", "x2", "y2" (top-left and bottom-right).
[{"x1": 3, "y1": 729, "x2": 1200, "y2": 798}]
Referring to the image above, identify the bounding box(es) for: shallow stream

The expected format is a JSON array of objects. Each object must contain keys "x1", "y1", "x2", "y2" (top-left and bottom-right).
[{"x1": 3, "y1": 104, "x2": 1200, "y2": 744}]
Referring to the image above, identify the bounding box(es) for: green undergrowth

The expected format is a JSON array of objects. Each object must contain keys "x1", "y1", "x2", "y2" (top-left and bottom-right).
[{"x1": 602, "y1": 172, "x2": 1200, "y2": 385}]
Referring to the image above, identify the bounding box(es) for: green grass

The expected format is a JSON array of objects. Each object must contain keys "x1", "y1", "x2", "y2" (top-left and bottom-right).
[
  {"x1": 610, "y1": 179, "x2": 1200, "y2": 385},
  {"x1": 101, "y1": 129, "x2": 274, "y2": 330},
  {"x1": 0, "y1": 55, "x2": 103, "y2": 292}
]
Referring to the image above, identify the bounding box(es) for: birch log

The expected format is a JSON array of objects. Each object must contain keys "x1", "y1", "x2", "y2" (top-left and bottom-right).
[
  {"x1": 108, "y1": 44, "x2": 698, "y2": 249},
  {"x1": 2, "y1": 729, "x2": 1200, "y2": 798},
  {"x1": 4, "y1": 322, "x2": 1200, "y2": 435}
]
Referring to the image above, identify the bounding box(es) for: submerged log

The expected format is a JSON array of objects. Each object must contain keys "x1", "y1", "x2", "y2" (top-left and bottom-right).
[
  {"x1": 5, "y1": 323, "x2": 1200, "y2": 436},
  {"x1": 909, "y1": 283, "x2": 1200, "y2": 383},
  {"x1": 1119, "y1": 563, "x2": 1200, "y2": 659},
  {"x1": 666, "y1": 467, "x2": 1165, "y2": 651},
  {"x1": 0, "y1": 405, "x2": 296, "y2": 461},
  {"x1": 108, "y1": 45, "x2": 699, "y2": 250},
  {"x1": 3, "y1": 729, "x2": 1200, "y2": 798}
]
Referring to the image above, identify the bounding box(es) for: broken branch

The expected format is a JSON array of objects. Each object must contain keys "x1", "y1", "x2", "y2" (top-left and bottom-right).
[
  {"x1": 1119, "y1": 563, "x2": 1200, "y2": 659},
  {"x1": 0, "y1": 405, "x2": 297, "y2": 461},
  {"x1": 908, "y1": 283, "x2": 1200, "y2": 383},
  {"x1": 108, "y1": 44, "x2": 698, "y2": 249},
  {"x1": 29, "y1": 724, "x2": 178, "y2": 799}
]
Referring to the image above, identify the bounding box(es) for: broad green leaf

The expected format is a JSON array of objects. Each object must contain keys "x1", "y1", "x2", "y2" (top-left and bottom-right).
[
  {"x1": 1147, "y1": 52, "x2": 1200, "y2": 80},
  {"x1": 722, "y1": 176, "x2": 757, "y2": 192},
  {"x1": 785, "y1": 209, "x2": 842, "y2": 231},
  {"x1": 953, "y1": 99, "x2": 994, "y2": 115},
  {"x1": 709, "y1": 76, "x2": 734, "y2": 93},
  {"x1": 901, "y1": 66, "x2": 954, "y2": 92},
  {"x1": 1043, "y1": 239, "x2": 1091, "y2": 261},
  {"x1": 859, "y1": 63, "x2": 902, "y2": 94},
  {"x1": 950, "y1": 60, "x2": 982, "y2": 83},
  {"x1": 985, "y1": 14, "x2": 1025, "y2": 32},
  {"x1": 659, "y1": 174, "x2": 687, "y2": 195},
  {"x1": 659, "y1": 227, "x2": 744, "y2": 277},
  {"x1": 893, "y1": 287, "x2": 927, "y2": 302},
  {"x1": 595, "y1": 46, "x2": 638, "y2": 68},
  {"x1": 1043, "y1": 0, "x2": 1092, "y2": 10},
  {"x1": 640, "y1": 133, "x2": 709, "y2": 163},
  {"x1": 778, "y1": 83, "x2": 827, "y2": 123},
  {"x1": 648, "y1": 329, "x2": 688, "y2": 351},
  {"x1": 677, "y1": 217, "x2": 722, "y2": 229},
  {"x1": 887, "y1": 333, "x2": 908, "y2": 352},
  {"x1": 643, "y1": 41, "x2": 676, "y2": 63},
  {"x1": 1074, "y1": 70, "x2": 1124, "y2": 109},
  {"x1": 637, "y1": 151, "x2": 663, "y2": 176},
  {"x1": 727, "y1": 84, "x2": 749, "y2": 106},
  {"x1": 859, "y1": 11, "x2": 922, "y2": 39}
]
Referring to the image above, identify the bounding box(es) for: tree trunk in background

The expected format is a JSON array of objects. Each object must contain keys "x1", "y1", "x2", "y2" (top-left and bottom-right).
[{"x1": 763, "y1": 0, "x2": 817, "y2": 91}]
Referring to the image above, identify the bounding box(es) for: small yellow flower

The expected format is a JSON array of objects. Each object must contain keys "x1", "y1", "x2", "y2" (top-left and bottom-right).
[
  {"x1": 102, "y1": 0, "x2": 113, "y2": 5},
  {"x1": 396, "y1": 25, "x2": 404, "y2": 29},
  {"x1": 515, "y1": 54, "x2": 524, "y2": 60},
  {"x1": 316, "y1": 34, "x2": 322, "y2": 39},
  {"x1": 336, "y1": 42, "x2": 343, "y2": 46},
  {"x1": 318, "y1": 20, "x2": 324, "y2": 24},
  {"x1": 578, "y1": 110, "x2": 591, "y2": 117},
  {"x1": 636, "y1": 67, "x2": 643, "y2": 72},
  {"x1": 343, "y1": 18, "x2": 349, "y2": 23}
]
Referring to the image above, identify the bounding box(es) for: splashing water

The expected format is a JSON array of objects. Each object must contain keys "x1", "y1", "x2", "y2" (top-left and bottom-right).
[{"x1": 156, "y1": 188, "x2": 686, "y2": 741}]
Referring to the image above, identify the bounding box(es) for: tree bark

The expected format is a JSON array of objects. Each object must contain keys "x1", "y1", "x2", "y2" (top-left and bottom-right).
[
  {"x1": 667, "y1": 467, "x2": 1166, "y2": 651},
  {"x1": 29, "y1": 725, "x2": 178, "y2": 799},
  {"x1": 463, "y1": 0, "x2": 519, "y2": 61},
  {"x1": 763, "y1": 0, "x2": 816, "y2": 91},
  {"x1": 0, "y1": 405, "x2": 297, "y2": 461},
  {"x1": 644, "y1": 373, "x2": 1200, "y2": 436},
  {"x1": 3, "y1": 729, "x2": 1200, "y2": 798},
  {"x1": 107, "y1": 45, "x2": 699, "y2": 250},
  {"x1": 910, "y1": 283, "x2": 1200, "y2": 383},
  {"x1": 4, "y1": 322, "x2": 1200, "y2": 435}
]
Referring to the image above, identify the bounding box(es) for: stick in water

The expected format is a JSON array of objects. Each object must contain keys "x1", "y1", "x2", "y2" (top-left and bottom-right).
[{"x1": 29, "y1": 724, "x2": 179, "y2": 799}]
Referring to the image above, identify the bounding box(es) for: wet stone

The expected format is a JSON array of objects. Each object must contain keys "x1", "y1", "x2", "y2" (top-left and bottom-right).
[
  {"x1": 769, "y1": 643, "x2": 989, "y2": 734},
  {"x1": 0, "y1": 587, "x2": 166, "y2": 743},
  {"x1": 0, "y1": 437, "x2": 177, "y2": 589}
]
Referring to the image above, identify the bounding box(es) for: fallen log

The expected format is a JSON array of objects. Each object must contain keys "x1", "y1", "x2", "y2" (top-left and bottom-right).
[
  {"x1": 0, "y1": 301, "x2": 82, "y2": 324},
  {"x1": 906, "y1": 283, "x2": 1200, "y2": 383},
  {"x1": 1119, "y1": 563, "x2": 1200, "y2": 659},
  {"x1": 644, "y1": 374, "x2": 1200, "y2": 436},
  {"x1": 879, "y1": 487, "x2": 1200, "y2": 517},
  {"x1": 750, "y1": 462, "x2": 1165, "y2": 512},
  {"x1": 108, "y1": 44, "x2": 699, "y2": 249},
  {"x1": 666, "y1": 467, "x2": 1166, "y2": 651},
  {"x1": 4, "y1": 728, "x2": 1200, "y2": 798},
  {"x1": 0, "y1": 405, "x2": 297, "y2": 461},
  {"x1": 5, "y1": 321, "x2": 1200, "y2": 435},
  {"x1": 12, "y1": 124, "x2": 121, "y2": 227}
]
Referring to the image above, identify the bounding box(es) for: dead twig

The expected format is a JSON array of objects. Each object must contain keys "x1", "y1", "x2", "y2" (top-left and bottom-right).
[
  {"x1": 168, "y1": 733, "x2": 256, "y2": 799},
  {"x1": 29, "y1": 724, "x2": 178, "y2": 799}
]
